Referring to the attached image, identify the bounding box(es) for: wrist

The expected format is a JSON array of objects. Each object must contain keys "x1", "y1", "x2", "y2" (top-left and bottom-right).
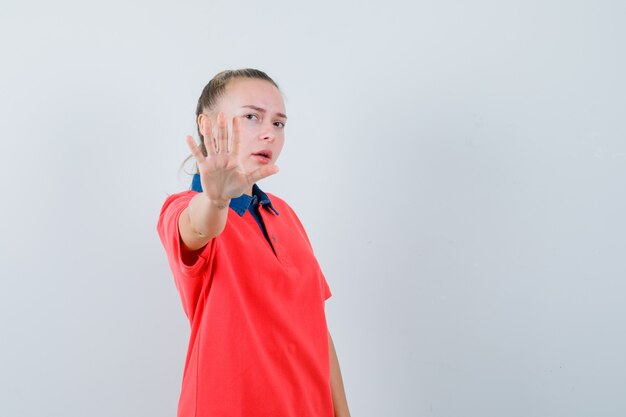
[
  {"x1": 195, "y1": 192, "x2": 230, "y2": 210},
  {"x1": 207, "y1": 196, "x2": 230, "y2": 209}
]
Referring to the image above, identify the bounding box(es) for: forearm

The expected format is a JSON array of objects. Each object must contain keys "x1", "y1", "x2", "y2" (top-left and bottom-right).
[
  {"x1": 179, "y1": 192, "x2": 230, "y2": 250},
  {"x1": 328, "y1": 331, "x2": 351, "y2": 417}
]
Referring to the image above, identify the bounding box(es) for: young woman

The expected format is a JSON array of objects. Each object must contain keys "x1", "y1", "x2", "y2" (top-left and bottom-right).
[{"x1": 157, "y1": 69, "x2": 351, "y2": 417}]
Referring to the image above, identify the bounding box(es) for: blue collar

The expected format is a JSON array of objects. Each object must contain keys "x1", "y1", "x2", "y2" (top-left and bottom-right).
[{"x1": 190, "y1": 173, "x2": 279, "y2": 217}]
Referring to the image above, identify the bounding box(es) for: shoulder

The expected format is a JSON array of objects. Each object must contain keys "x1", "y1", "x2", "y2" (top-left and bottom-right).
[
  {"x1": 265, "y1": 192, "x2": 297, "y2": 216},
  {"x1": 265, "y1": 191, "x2": 309, "y2": 229},
  {"x1": 160, "y1": 190, "x2": 197, "y2": 213},
  {"x1": 265, "y1": 191, "x2": 286, "y2": 207},
  {"x1": 157, "y1": 190, "x2": 198, "y2": 233}
]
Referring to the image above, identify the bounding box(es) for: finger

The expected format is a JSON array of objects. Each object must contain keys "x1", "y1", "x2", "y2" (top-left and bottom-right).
[
  {"x1": 246, "y1": 164, "x2": 280, "y2": 185},
  {"x1": 231, "y1": 116, "x2": 240, "y2": 155},
  {"x1": 186, "y1": 135, "x2": 206, "y2": 163},
  {"x1": 218, "y1": 112, "x2": 228, "y2": 154},
  {"x1": 202, "y1": 117, "x2": 216, "y2": 155}
]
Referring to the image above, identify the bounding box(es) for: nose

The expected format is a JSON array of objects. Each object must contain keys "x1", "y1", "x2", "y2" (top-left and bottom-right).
[
  {"x1": 259, "y1": 122, "x2": 276, "y2": 142},
  {"x1": 260, "y1": 133, "x2": 275, "y2": 142}
]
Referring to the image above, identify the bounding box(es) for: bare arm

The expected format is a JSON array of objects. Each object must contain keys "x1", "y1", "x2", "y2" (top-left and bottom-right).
[
  {"x1": 329, "y1": 330, "x2": 351, "y2": 417},
  {"x1": 179, "y1": 112, "x2": 278, "y2": 251},
  {"x1": 179, "y1": 193, "x2": 230, "y2": 251}
]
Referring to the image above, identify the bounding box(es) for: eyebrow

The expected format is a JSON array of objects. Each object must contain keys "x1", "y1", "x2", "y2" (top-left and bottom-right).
[{"x1": 241, "y1": 105, "x2": 287, "y2": 120}]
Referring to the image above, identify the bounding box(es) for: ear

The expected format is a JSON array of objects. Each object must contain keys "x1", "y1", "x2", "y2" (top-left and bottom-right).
[
  {"x1": 198, "y1": 112, "x2": 219, "y2": 140},
  {"x1": 197, "y1": 113, "x2": 207, "y2": 137}
]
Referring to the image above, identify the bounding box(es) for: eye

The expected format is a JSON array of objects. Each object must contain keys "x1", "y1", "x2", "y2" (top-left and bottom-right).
[
  {"x1": 244, "y1": 113, "x2": 259, "y2": 120},
  {"x1": 274, "y1": 121, "x2": 285, "y2": 128}
]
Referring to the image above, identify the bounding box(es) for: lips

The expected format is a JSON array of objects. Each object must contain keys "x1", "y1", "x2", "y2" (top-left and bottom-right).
[{"x1": 252, "y1": 150, "x2": 273, "y2": 159}]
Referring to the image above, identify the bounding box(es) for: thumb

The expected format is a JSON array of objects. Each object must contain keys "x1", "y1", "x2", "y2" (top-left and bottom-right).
[{"x1": 246, "y1": 164, "x2": 280, "y2": 185}]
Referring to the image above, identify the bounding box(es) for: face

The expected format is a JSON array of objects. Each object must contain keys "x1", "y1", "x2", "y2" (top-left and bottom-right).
[{"x1": 198, "y1": 78, "x2": 287, "y2": 176}]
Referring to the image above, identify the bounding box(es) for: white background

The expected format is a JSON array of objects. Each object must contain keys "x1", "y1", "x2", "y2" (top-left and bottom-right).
[{"x1": 1, "y1": 1, "x2": 625, "y2": 416}]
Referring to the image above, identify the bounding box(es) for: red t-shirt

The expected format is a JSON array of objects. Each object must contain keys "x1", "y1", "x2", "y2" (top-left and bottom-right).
[{"x1": 157, "y1": 190, "x2": 333, "y2": 417}]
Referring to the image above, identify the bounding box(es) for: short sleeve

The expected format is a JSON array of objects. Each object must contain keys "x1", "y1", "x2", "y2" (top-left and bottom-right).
[
  {"x1": 156, "y1": 191, "x2": 216, "y2": 278},
  {"x1": 321, "y1": 271, "x2": 332, "y2": 301}
]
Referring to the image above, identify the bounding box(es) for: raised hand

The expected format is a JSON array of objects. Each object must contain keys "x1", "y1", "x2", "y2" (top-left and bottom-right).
[{"x1": 185, "y1": 111, "x2": 279, "y2": 204}]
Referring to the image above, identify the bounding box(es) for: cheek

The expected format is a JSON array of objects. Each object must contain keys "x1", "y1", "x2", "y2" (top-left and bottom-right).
[
  {"x1": 236, "y1": 136, "x2": 255, "y2": 153},
  {"x1": 276, "y1": 137, "x2": 285, "y2": 151},
  {"x1": 276, "y1": 135, "x2": 286, "y2": 151},
  {"x1": 233, "y1": 120, "x2": 250, "y2": 136}
]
